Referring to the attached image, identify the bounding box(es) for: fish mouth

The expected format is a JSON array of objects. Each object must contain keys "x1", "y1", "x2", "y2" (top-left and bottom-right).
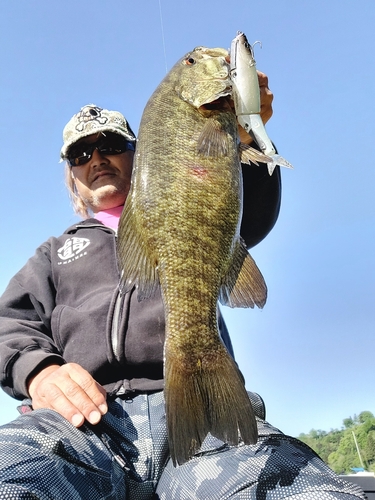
[{"x1": 199, "y1": 95, "x2": 233, "y2": 112}]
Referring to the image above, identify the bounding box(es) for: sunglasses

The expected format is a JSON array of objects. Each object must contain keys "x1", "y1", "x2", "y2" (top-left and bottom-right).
[{"x1": 67, "y1": 132, "x2": 135, "y2": 167}]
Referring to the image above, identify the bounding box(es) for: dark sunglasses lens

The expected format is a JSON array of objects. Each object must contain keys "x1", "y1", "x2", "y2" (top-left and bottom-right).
[
  {"x1": 67, "y1": 134, "x2": 135, "y2": 167},
  {"x1": 69, "y1": 154, "x2": 91, "y2": 167},
  {"x1": 67, "y1": 143, "x2": 92, "y2": 166},
  {"x1": 99, "y1": 134, "x2": 135, "y2": 155}
]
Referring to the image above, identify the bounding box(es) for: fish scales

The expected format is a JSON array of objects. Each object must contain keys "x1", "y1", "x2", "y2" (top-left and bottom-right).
[{"x1": 117, "y1": 46, "x2": 267, "y2": 465}]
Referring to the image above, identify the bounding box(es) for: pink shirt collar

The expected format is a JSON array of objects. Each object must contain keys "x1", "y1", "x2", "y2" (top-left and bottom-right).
[{"x1": 94, "y1": 205, "x2": 124, "y2": 230}]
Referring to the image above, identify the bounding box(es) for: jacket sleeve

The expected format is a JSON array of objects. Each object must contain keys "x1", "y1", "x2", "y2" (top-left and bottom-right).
[
  {"x1": 240, "y1": 157, "x2": 282, "y2": 250},
  {"x1": 0, "y1": 241, "x2": 65, "y2": 400}
]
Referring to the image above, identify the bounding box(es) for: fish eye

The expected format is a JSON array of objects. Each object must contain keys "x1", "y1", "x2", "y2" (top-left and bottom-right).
[{"x1": 185, "y1": 57, "x2": 196, "y2": 66}]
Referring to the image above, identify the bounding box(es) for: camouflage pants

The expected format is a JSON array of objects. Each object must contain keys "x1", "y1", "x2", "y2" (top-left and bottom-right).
[{"x1": 0, "y1": 392, "x2": 366, "y2": 499}]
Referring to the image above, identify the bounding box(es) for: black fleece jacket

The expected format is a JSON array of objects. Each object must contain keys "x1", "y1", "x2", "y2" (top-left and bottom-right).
[{"x1": 0, "y1": 163, "x2": 281, "y2": 400}]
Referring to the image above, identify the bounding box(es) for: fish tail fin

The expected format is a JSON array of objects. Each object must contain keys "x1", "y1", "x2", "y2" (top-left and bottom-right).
[{"x1": 165, "y1": 346, "x2": 258, "y2": 466}]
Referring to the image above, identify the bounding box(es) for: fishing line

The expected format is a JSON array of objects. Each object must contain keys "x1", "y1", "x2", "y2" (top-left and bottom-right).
[{"x1": 158, "y1": 0, "x2": 168, "y2": 73}]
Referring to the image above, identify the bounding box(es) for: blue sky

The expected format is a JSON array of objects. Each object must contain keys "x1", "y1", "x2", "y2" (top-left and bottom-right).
[{"x1": 0, "y1": 0, "x2": 374, "y2": 438}]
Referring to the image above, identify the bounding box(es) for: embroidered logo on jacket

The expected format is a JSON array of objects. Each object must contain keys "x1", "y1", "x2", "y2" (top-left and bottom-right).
[{"x1": 57, "y1": 237, "x2": 90, "y2": 264}]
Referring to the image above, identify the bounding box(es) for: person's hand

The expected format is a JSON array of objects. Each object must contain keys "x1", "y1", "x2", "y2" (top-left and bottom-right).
[
  {"x1": 238, "y1": 70, "x2": 274, "y2": 144},
  {"x1": 27, "y1": 363, "x2": 108, "y2": 427}
]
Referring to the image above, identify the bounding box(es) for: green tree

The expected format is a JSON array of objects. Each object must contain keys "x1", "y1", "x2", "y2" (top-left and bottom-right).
[
  {"x1": 328, "y1": 429, "x2": 358, "y2": 473},
  {"x1": 343, "y1": 417, "x2": 355, "y2": 429},
  {"x1": 365, "y1": 431, "x2": 375, "y2": 465},
  {"x1": 359, "y1": 411, "x2": 374, "y2": 424},
  {"x1": 298, "y1": 411, "x2": 375, "y2": 474}
]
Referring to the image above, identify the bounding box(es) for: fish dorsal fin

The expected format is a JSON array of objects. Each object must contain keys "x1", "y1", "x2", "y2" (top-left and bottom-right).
[
  {"x1": 117, "y1": 199, "x2": 159, "y2": 300},
  {"x1": 239, "y1": 143, "x2": 273, "y2": 166},
  {"x1": 220, "y1": 237, "x2": 267, "y2": 308},
  {"x1": 197, "y1": 117, "x2": 231, "y2": 157}
]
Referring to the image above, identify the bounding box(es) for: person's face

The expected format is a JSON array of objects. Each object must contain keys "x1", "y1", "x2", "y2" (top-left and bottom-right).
[{"x1": 70, "y1": 133, "x2": 134, "y2": 213}]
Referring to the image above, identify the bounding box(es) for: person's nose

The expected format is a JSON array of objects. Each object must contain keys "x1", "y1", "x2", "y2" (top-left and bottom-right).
[{"x1": 90, "y1": 148, "x2": 110, "y2": 167}]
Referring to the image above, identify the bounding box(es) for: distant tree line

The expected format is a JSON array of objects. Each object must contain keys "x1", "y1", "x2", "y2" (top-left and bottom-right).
[{"x1": 298, "y1": 411, "x2": 375, "y2": 474}]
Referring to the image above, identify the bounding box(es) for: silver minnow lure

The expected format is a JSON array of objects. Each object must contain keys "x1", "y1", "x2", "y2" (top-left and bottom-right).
[{"x1": 230, "y1": 31, "x2": 293, "y2": 175}]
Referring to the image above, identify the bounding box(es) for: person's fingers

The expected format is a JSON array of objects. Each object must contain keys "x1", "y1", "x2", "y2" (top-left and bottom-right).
[
  {"x1": 29, "y1": 363, "x2": 107, "y2": 426},
  {"x1": 257, "y1": 71, "x2": 274, "y2": 124}
]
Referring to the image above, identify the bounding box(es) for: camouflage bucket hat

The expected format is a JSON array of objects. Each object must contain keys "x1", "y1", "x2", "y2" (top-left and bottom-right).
[{"x1": 60, "y1": 104, "x2": 136, "y2": 159}]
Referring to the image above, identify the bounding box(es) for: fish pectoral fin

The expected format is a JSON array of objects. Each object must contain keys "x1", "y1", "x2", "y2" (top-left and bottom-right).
[
  {"x1": 239, "y1": 143, "x2": 273, "y2": 166},
  {"x1": 220, "y1": 238, "x2": 267, "y2": 308},
  {"x1": 196, "y1": 118, "x2": 231, "y2": 157},
  {"x1": 117, "y1": 200, "x2": 159, "y2": 300}
]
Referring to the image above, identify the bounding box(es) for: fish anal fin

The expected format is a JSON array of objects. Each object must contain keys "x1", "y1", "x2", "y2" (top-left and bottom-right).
[
  {"x1": 165, "y1": 345, "x2": 258, "y2": 466},
  {"x1": 117, "y1": 200, "x2": 159, "y2": 300},
  {"x1": 220, "y1": 238, "x2": 267, "y2": 308}
]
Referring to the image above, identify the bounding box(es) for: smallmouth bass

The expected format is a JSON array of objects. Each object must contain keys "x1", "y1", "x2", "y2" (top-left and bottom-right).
[{"x1": 117, "y1": 45, "x2": 267, "y2": 466}]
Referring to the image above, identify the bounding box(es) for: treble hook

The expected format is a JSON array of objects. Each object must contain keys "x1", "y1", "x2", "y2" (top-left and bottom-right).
[{"x1": 252, "y1": 40, "x2": 262, "y2": 51}]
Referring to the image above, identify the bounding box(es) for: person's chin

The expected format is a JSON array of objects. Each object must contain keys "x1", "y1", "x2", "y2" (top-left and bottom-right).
[
  {"x1": 91, "y1": 185, "x2": 126, "y2": 210},
  {"x1": 94, "y1": 180, "x2": 124, "y2": 196}
]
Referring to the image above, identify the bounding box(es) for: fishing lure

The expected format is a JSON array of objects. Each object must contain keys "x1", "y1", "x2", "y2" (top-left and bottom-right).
[{"x1": 230, "y1": 31, "x2": 293, "y2": 175}]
